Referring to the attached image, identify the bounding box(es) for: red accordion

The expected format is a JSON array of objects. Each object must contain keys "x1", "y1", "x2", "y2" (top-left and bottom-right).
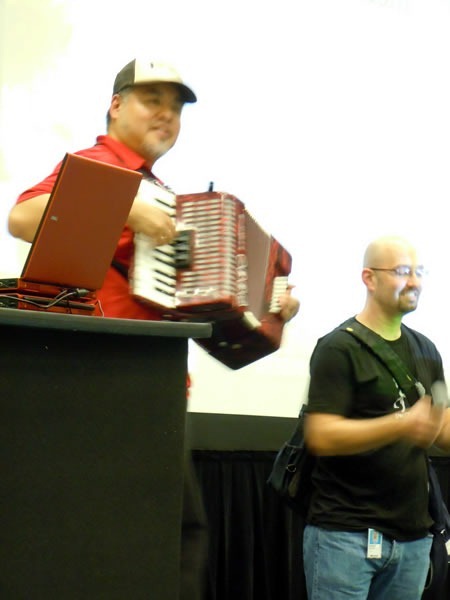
[{"x1": 130, "y1": 183, "x2": 292, "y2": 369}]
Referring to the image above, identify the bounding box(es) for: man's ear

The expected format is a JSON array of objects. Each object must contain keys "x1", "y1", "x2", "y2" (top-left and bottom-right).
[
  {"x1": 361, "y1": 267, "x2": 375, "y2": 291},
  {"x1": 109, "y1": 94, "x2": 122, "y2": 119}
]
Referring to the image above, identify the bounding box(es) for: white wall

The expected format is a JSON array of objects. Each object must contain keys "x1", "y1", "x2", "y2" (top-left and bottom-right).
[{"x1": 1, "y1": 0, "x2": 450, "y2": 417}]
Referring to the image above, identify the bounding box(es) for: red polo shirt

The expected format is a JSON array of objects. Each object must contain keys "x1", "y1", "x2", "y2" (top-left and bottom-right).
[{"x1": 16, "y1": 135, "x2": 163, "y2": 320}]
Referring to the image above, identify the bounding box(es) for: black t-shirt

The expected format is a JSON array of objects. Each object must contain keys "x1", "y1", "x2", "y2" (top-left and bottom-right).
[{"x1": 305, "y1": 317, "x2": 445, "y2": 541}]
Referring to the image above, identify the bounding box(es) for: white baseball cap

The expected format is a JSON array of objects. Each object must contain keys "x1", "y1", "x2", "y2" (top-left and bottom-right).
[{"x1": 113, "y1": 59, "x2": 197, "y2": 103}]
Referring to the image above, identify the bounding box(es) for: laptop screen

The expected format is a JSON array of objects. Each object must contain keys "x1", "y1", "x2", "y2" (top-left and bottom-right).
[{"x1": 20, "y1": 153, "x2": 142, "y2": 290}]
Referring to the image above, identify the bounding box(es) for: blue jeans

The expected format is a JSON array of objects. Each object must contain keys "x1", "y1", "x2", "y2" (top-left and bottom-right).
[{"x1": 303, "y1": 525, "x2": 433, "y2": 600}]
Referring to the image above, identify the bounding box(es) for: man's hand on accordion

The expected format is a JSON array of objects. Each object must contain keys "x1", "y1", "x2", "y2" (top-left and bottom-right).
[
  {"x1": 278, "y1": 286, "x2": 300, "y2": 322},
  {"x1": 127, "y1": 198, "x2": 176, "y2": 246}
]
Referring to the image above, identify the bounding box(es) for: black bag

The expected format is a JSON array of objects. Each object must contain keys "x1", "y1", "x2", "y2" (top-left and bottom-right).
[
  {"x1": 422, "y1": 459, "x2": 450, "y2": 599},
  {"x1": 343, "y1": 321, "x2": 450, "y2": 599},
  {"x1": 266, "y1": 405, "x2": 316, "y2": 515}
]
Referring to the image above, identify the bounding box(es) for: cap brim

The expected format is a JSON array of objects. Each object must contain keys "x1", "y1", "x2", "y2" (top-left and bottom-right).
[{"x1": 175, "y1": 83, "x2": 197, "y2": 103}]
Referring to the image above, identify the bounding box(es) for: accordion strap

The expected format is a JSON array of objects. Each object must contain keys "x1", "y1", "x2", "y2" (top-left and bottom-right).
[{"x1": 111, "y1": 260, "x2": 129, "y2": 280}]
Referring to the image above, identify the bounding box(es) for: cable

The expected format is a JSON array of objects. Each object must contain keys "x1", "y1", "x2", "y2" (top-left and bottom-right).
[{"x1": 0, "y1": 288, "x2": 95, "y2": 311}]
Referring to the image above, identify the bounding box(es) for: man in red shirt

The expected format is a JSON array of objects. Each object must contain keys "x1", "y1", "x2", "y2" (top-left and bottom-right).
[
  {"x1": 8, "y1": 58, "x2": 300, "y2": 598},
  {"x1": 9, "y1": 59, "x2": 191, "y2": 319}
]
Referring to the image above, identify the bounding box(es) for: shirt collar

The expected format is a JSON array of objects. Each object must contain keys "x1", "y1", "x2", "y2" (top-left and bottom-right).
[{"x1": 95, "y1": 135, "x2": 151, "y2": 173}]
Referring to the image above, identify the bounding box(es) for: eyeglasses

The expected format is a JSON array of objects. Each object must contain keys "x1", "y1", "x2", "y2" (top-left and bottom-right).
[{"x1": 369, "y1": 265, "x2": 427, "y2": 278}]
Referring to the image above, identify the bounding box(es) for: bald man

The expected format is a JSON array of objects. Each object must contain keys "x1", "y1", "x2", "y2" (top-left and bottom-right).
[{"x1": 302, "y1": 235, "x2": 450, "y2": 600}]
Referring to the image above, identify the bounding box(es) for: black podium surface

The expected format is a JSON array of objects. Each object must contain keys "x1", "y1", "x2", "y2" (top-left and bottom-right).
[{"x1": 0, "y1": 309, "x2": 210, "y2": 599}]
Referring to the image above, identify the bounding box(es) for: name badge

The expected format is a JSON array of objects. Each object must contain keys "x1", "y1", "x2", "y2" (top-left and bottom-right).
[{"x1": 367, "y1": 528, "x2": 383, "y2": 559}]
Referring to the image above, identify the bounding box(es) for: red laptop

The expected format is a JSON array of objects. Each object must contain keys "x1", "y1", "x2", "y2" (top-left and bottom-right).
[{"x1": 0, "y1": 153, "x2": 142, "y2": 314}]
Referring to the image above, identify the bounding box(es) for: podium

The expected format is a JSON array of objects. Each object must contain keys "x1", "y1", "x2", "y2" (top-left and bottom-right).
[{"x1": 0, "y1": 308, "x2": 211, "y2": 599}]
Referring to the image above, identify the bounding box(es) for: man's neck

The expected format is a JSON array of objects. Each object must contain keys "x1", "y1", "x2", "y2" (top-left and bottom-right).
[
  {"x1": 106, "y1": 131, "x2": 156, "y2": 171},
  {"x1": 355, "y1": 309, "x2": 403, "y2": 341}
]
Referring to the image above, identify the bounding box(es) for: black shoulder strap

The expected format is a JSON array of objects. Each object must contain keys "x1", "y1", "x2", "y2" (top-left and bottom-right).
[
  {"x1": 341, "y1": 320, "x2": 424, "y2": 402},
  {"x1": 111, "y1": 259, "x2": 129, "y2": 280}
]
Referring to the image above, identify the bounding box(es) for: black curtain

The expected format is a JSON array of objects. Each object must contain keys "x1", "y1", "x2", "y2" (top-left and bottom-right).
[{"x1": 193, "y1": 451, "x2": 450, "y2": 600}]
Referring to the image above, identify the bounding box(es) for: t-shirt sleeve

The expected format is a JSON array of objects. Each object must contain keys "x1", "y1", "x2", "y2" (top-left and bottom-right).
[
  {"x1": 307, "y1": 340, "x2": 355, "y2": 416},
  {"x1": 15, "y1": 161, "x2": 63, "y2": 204}
]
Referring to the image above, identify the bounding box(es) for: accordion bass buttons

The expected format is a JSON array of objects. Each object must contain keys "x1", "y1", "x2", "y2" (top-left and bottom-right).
[{"x1": 269, "y1": 276, "x2": 290, "y2": 313}]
